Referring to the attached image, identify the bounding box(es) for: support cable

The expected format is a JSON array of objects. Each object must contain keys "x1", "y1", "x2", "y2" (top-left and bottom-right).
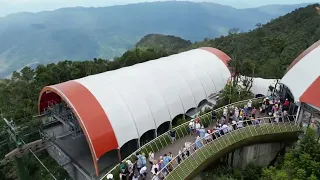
[{"x1": 21, "y1": 140, "x2": 58, "y2": 180}]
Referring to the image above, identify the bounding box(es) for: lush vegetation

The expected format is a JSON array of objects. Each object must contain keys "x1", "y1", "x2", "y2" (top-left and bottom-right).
[
  {"x1": 0, "y1": 3, "x2": 319, "y2": 180},
  {"x1": 135, "y1": 34, "x2": 192, "y2": 54},
  {"x1": 0, "y1": 1, "x2": 308, "y2": 77},
  {"x1": 133, "y1": 5, "x2": 320, "y2": 80},
  {"x1": 261, "y1": 129, "x2": 320, "y2": 180},
  {"x1": 186, "y1": 4, "x2": 320, "y2": 79},
  {"x1": 200, "y1": 129, "x2": 320, "y2": 180},
  {"x1": 200, "y1": 163, "x2": 262, "y2": 180}
]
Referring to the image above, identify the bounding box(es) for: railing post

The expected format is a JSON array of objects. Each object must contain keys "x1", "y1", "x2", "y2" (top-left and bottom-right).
[
  {"x1": 175, "y1": 128, "x2": 181, "y2": 139},
  {"x1": 265, "y1": 117, "x2": 271, "y2": 134},
  {"x1": 224, "y1": 129, "x2": 233, "y2": 145},
  {"x1": 163, "y1": 135, "x2": 170, "y2": 146},
  {"x1": 148, "y1": 143, "x2": 155, "y2": 154},
  {"x1": 213, "y1": 132, "x2": 223, "y2": 151},
  {"x1": 252, "y1": 118, "x2": 259, "y2": 135},
  {"x1": 158, "y1": 136, "x2": 164, "y2": 149},
  {"x1": 186, "y1": 152, "x2": 197, "y2": 169},
  {"x1": 271, "y1": 116, "x2": 276, "y2": 133},
  {"x1": 201, "y1": 136, "x2": 212, "y2": 157},
  {"x1": 229, "y1": 129, "x2": 236, "y2": 143},
  {"x1": 282, "y1": 115, "x2": 288, "y2": 132}
]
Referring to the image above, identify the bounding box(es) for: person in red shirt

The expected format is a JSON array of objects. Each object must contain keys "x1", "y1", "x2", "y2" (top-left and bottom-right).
[
  {"x1": 283, "y1": 99, "x2": 290, "y2": 111},
  {"x1": 251, "y1": 107, "x2": 257, "y2": 118}
]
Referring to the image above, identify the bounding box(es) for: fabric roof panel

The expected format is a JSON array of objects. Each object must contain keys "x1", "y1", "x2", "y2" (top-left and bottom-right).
[
  {"x1": 281, "y1": 44, "x2": 320, "y2": 101},
  {"x1": 300, "y1": 76, "x2": 320, "y2": 109},
  {"x1": 75, "y1": 76, "x2": 139, "y2": 149},
  {"x1": 151, "y1": 55, "x2": 197, "y2": 112}
]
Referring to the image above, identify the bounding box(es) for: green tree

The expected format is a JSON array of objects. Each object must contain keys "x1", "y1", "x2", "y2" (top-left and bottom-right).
[{"x1": 262, "y1": 129, "x2": 320, "y2": 180}]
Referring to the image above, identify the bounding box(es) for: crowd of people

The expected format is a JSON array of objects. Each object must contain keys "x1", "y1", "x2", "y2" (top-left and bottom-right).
[
  {"x1": 107, "y1": 96, "x2": 293, "y2": 180},
  {"x1": 114, "y1": 150, "x2": 175, "y2": 180}
]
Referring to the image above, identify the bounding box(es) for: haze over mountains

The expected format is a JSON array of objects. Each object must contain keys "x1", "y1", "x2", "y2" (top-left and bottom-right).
[{"x1": 0, "y1": 1, "x2": 311, "y2": 77}]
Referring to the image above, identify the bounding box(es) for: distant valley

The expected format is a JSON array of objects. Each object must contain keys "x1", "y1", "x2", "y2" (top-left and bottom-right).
[{"x1": 0, "y1": 1, "x2": 311, "y2": 77}]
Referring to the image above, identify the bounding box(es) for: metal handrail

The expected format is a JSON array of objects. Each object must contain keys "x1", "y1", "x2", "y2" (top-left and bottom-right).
[
  {"x1": 102, "y1": 98, "x2": 259, "y2": 179},
  {"x1": 154, "y1": 115, "x2": 300, "y2": 179}
]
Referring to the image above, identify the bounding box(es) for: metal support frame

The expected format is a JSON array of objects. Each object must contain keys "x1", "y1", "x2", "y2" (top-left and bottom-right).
[
  {"x1": 1, "y1": 117, "x2": 56, "y2": 180},
  {"x1": 47, "y1": 102, "x2": 82, "y2": 139}
]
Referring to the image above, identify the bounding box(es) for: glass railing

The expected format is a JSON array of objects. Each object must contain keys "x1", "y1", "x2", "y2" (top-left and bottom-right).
[
  {"x1": 154, "y1": 115, "x2": 301, "y2": 180},
  {"x1": 102, "y1": 98, "x2": 261, "y2": 180}
]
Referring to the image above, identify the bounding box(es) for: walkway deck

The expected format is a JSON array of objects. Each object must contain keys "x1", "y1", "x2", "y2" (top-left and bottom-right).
[
  {"x1": 145, "y1": 115, "x2": 259, "y2": 179},
  {"x1": 163, "y1": 120, "x2": 300, "y2": 180},
  {"x1": 103, "y1": 99, "x2": 299, "y2": 180}
]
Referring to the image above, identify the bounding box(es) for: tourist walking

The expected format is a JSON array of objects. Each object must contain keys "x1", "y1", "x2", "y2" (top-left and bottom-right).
[
  {"x1": 169, "y1": 130, "x2": 176, "y2": 143},
  {"x1": 149, "y1": 151, "x2": 155, "y2": 165}
]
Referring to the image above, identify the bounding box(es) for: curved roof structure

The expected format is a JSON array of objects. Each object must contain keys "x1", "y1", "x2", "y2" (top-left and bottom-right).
[
  {"x1": 38, "y1": 47, "x2": 231, "y2": 174},
  {"x1": 280, "y1": 40, "x2": 320, "y2": 108},
  {"x1": 251, "y1": 77, "x2": 278, "y2": 96},
  {"x1": 237, "y1": 76, "x2": 278, "y2": 96}
]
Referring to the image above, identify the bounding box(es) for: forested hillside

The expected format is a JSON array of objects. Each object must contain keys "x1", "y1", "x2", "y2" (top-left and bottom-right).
[
  {"x1": 186, "y1": 4, "x2": 320, "y2": 78},
  {"x1": 0, "y1": 1, "x2": 308, "y2": 78},
  {"x1": 135, "y1": 34, "x2": 192, "y2": 54},
  {"x1": 138, "y1": 4, "x2": 320, "y2": 79},
  {"x1": 0, "y1": 4, "x2": 319, "y2": 180}
]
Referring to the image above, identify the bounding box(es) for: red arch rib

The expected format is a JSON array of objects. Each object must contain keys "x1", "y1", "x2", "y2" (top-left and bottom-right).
[
  {"x1": 286, "y1": 40, "x2": 320, "y2": 72},
  {"x1": 199, "y1": 47, "x2": 231, "y2": 68},
  {"x1": 38, "y1": 81, "x2": 118, "y2": 176},
  {"x1": 300, "y1": 76, "x2": 320, "y2": 109}
]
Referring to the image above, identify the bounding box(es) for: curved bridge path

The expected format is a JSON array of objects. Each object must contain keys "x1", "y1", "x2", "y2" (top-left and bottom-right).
[
  {"x1": 157, "y1": 118, "x2": 301, "y2": 180},
  {"x1": 102, "y1": 99, "x2": 301, "y2": 180}
]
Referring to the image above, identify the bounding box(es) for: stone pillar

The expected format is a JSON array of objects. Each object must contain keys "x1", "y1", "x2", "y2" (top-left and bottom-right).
[{"x1": 297, "y1": 106, "x2": 304, "y2": 125}]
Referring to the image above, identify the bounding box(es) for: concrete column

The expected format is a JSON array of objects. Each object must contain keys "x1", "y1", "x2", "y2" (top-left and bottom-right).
[
  {"x1": 297, "y1": 107, "x2": 304, "y2": 125},
  {"x1": 154, "y1": 129, "x2": 158, "y2": 138},
  {"x1": 117, "y1": 149, "x2": 122, "y2": 162},
  {"x1": 137, "y1": 138, "x2": 141, "y2": 148}
]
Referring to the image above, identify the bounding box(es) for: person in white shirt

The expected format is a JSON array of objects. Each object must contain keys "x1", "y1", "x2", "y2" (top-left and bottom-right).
[
  {"x1": 106, "y1": 174, "x2": 113, "y2": 180},
  {"x1": 235, "y1": 107, "x2": 239, "y2": 119},
  {"x1": 139, "y1": 166, "x2": 147, "y2": 179},
  {"x1": 152, "y1": 168, "x2": 160, "y2": 180},
  {"x1": 126, "y1": 160, "x2": 134, "y2": 173},
  {"x1": 223, "y1": 107, "x2": 228, "y2": 118},
  {"x1": 237, "y1": 121, "x2": 244, "y2": 129},
  {"x1": 151, "y1": 160, "x2": 159, "y2": 175},
  {"x1": 247, "y1": 100, "x2": 252, "y2": 111},
  {"x1": 149, "y1": 152, "x2": 154, "y2": 165},
  {"x1": 204, "y1": 132, "x2": 213, "y2": 142},
  {"x1": 222, "y1": 124, "x2": 228, "y2": 134},
  {"x1": 274, "y1": 112, "x2": 279, "y2": 123},
  {"x1": 132, "y1": 174, "x2": 139, "y2": 180},
  {"x1": 227, "y1": 123, "x2": 233, "y2": 132},
  {"x1": 195, "y1": 121, "x2": 201, "y2": 135}
]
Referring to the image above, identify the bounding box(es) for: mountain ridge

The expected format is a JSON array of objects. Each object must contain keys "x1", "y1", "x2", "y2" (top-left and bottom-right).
[{"x1": 0, "y1": 1, "x2": 312, "y2": 77}]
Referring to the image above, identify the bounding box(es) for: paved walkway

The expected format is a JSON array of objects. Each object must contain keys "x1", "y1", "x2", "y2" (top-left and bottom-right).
[
  {"x1": 144, "y1": 123, "x2": 225, "y2": 179},
  {"x1": 145, "y1": 131, "x2": 201, "y2": 179},
  {"x1": 144, "y1": 110, "x2": 263, "y2": 179}
]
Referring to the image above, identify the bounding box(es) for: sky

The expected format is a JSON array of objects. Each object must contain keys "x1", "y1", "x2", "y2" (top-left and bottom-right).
[{"x1": 0, "y1": 0, "x2": 317, "y2": 17}]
